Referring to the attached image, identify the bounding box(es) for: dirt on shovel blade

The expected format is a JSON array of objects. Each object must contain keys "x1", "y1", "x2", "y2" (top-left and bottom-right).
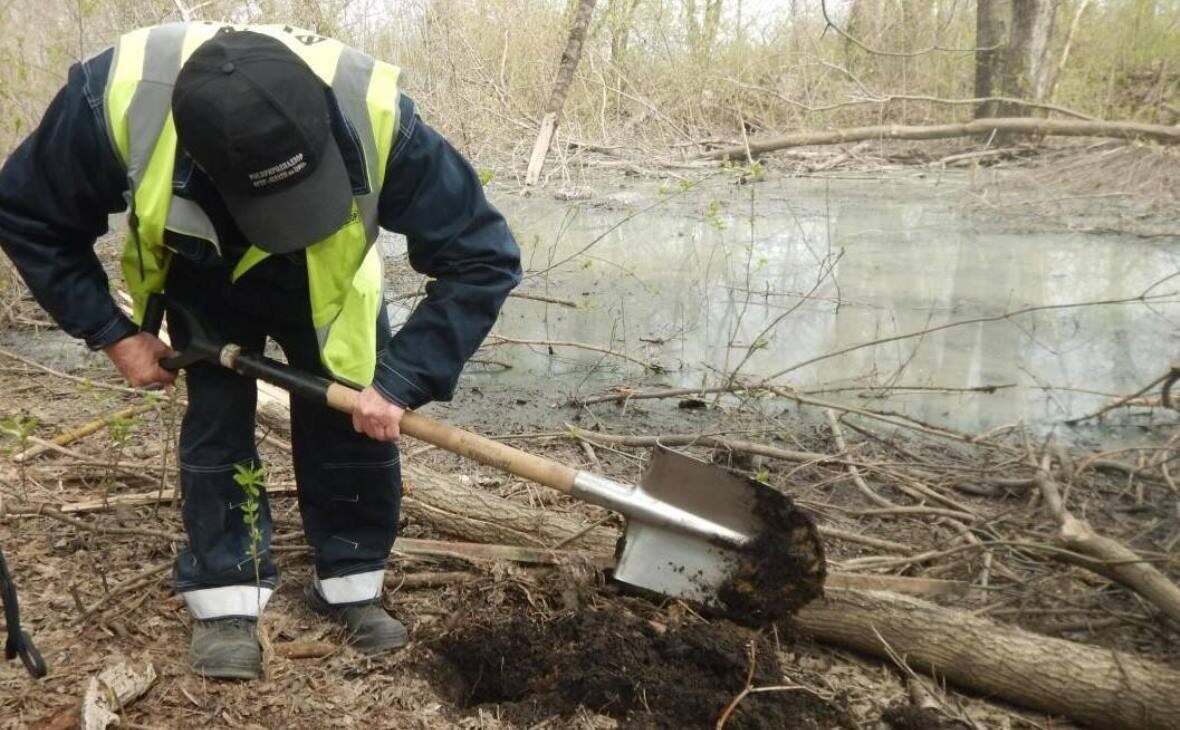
[
  {"x1": 714, "y1": 476, "x2": 827, "y2": 625},
  {"x1": 431, "y1": 606, "x2": 850, "y2": 728}
]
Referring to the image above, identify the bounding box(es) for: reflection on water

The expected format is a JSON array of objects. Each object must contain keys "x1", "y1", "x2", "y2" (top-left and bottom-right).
[{"x1": 386, "y1": 173, "x2": 1180, "y2": 432}]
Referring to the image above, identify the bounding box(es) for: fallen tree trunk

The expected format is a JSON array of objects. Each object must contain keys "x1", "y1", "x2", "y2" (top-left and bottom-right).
[
  {"x1": 796, "y1": 589, "x2": 1180, "y2": 730},
  {"x1": 401, "y1": 461, "x2": 620, "y2": 555},
  {"x1": 1033, "y1": 455, "x2": 1180, "y2": 628},
  {"x1": 698, "y1": 117, "x2": 1180, "y2": 161}
]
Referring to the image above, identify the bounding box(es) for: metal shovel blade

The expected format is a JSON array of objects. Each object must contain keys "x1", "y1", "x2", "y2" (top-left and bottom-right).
[{"x1": 610, "y1": 448, "x2": 825, "y2": 622}]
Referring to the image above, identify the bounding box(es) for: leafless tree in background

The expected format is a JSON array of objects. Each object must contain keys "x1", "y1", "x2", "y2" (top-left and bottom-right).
[{"x1": 974, "y1": 0, "x2": 1009, "y2": 117}]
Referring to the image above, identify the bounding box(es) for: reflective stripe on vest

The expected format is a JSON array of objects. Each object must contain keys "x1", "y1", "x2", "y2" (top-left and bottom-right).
[{"x1": 105, "y1": 22, "x2": 400, "y2": 386}]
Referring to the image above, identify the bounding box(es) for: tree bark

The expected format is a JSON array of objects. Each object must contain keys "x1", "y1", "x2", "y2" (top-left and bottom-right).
[
  {"x1": 1043, "y1": 0, "x2": 1090, "y2": 104},
  {"x1": 1033, "y1": 458, "x2": 1180, "y2": 628},
  {"x1": 401, "y1": 461, "x2": 620, "y2": 554},
  {"x1": 607, "y1": 0, "x2": 641, "y2": 98},
  {"x1": 698, "y1": 117, "x2": 1180, "y2": 160},
  {"x1": 524, "y1": 0, "x2": 599, "y2": 185},
  {"x1": 999, "y1": 0, "x2": 1060, "y2": 115},
  {"x1": 974, "y1": 0, "x2": 1010, "y2": 118},
  {"x1": 683, "y1": 0, "x2": 724, "y2": 58},
  {"x1": 795, "y1": 589, "x2": 1180, "y2": 730}
]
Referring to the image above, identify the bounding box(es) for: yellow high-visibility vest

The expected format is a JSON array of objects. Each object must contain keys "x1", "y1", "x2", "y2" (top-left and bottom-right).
[{"x1": 105, "y1": 22, "x2": 400, "y2": 386}]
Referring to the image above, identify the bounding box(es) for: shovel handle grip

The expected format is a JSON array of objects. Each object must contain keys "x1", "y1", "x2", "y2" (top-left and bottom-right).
[{"x1": 324, "y1": 383, "x2": 578, "y2": 494}]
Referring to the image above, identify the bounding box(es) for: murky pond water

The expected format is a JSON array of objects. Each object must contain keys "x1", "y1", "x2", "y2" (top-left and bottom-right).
[
  {"x1": 2, "y1": 170, "x2": 1173, "y2": 438},
  {"x1": 388, "y1": 170, "x2": 1180, "y2": 433}
]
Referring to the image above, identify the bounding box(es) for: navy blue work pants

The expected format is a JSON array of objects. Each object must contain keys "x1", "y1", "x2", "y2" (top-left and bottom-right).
[{"x1": 164, "y1": 262, "x2": 400, "y2": 618}]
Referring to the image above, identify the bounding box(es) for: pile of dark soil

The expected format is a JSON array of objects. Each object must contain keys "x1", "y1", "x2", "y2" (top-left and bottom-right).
[{"x1": 430, "y1": 607, "x2": 849, "y2": 728}]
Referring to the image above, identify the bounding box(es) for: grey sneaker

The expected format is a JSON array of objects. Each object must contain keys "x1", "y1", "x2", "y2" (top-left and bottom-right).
[
  {"x1": 189, "y1": 617, "x2": 261, "y2": 680},
  {"x1": 306, "y1": 587, "x2": 409, "y2": 655}
]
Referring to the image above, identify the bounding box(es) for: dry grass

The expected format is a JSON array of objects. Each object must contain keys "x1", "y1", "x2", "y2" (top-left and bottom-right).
[
  {"x1": 0, "y1": 260, "x2": 21, "y2": 327},
  {"x1": 965, "y1": 143, "x2": 1180, "y2": 236},
  {"x1": 1037, "y1": 144, "x2": 1180, "y2": 206},
  {"x1": 1, "y1": 0, "x2": 1177, "y2": 167}
]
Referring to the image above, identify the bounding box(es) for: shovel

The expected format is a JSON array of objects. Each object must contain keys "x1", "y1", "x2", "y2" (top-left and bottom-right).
[{"x1": 155, "y1": 297, "x2": 826, "y2": 622}]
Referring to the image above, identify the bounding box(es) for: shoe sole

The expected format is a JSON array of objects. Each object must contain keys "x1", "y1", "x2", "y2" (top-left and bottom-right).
[
  {"x1": 190, "y1": 657, "x2": 261, "y2": 681},
  {"x1": 354, "y1": 628, "x2": 410, "y2": 655}
]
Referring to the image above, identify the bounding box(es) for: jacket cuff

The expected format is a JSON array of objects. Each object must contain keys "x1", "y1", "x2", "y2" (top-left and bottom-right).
[
  {"x1": 372, "y1": 353, "x2": 432, "y2": 410},
  {"x1": 85, "y1": 313, "x2": 138, "y2": 351}
]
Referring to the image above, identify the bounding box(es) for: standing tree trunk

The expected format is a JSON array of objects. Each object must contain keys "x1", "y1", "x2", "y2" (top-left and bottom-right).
[
  {"x1": 524, "y1": 0, "x2": 599, "y2": 186},
  {"x1": 607, "y1": 0, "x2": 641, "y2": 111},
  {"x1": 998, "y1": 0, "x2": 1060, "y2": 114},
  {"x1": 683, "y1": 0, "x2": 724, "y2": 60},
  {"x1": 845, "y1": 0, "x2": 883, "y2": 60},
  {"x1": 702, "y1": 0, "x2": 723, "y2": 56},
  {"x1": 1043, "y1": 0, "x2": 1090, "y2": 104},
  {"x1": 974, "y1": 0, "x2": 1010, "y2": 118}
]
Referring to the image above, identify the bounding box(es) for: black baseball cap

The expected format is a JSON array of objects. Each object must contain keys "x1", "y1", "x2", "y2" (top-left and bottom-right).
[{"x1": 172, "y1": 30, "x2": 351, "y2": 254}]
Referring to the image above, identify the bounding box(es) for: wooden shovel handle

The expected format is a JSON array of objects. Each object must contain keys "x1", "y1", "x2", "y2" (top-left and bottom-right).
[
  {"x1": 224, "y1": 352, "x2": 579, "y2": 494},
  {"x1": 325, "y1": 383, "x2": 578, "y2": 494}
]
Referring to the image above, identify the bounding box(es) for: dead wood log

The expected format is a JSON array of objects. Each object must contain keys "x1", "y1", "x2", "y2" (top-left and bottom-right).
[
  {"x1": 699, "y1": 117, "x2": 1180, "y2": 161},
  {"x1": 796, "y1": 589, "x2": 1180, "y2": 730},
  {"x1": 273, "y1": 641, "x2": 336, "y2": 659},
  {"x1": 401, "y1": 461, "x2": 619, "y2": 554},
  {"x1": 54, "y1": 483, "x2": 297, "y2": 514},
  {"x1": 80, "y1": 662, "x2": 156, "y2": 730},
  {"x1": 391, "y1": 570, "x2": 483, "y2": 588},
  {"x1": 1034, "y1": 456, "x2": 1180, "y2": 627},
  {"x1": 391, "y1": 536, "x2": 611, "y2": 567},
  {"x1": 34, "y1": 661, "x2": 157, "y2": 730}
]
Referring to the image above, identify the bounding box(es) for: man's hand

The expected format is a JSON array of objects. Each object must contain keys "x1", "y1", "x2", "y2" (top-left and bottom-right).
[
  {"x1": 103, "y1": 333, "x2": 177, "y2": 388},
  {"x1": 352, "y1": 386, "x2": 405, "y2": 442}
]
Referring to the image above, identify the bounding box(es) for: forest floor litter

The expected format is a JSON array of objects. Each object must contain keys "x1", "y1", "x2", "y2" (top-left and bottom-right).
[{"x1": 1, "y1": 156, "x2": 1178, "y2": 729}]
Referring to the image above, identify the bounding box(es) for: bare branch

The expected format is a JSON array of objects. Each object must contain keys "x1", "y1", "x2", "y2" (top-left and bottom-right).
[{"x1": 820, "y1": 0, "x2": 1001, "y2": 58}]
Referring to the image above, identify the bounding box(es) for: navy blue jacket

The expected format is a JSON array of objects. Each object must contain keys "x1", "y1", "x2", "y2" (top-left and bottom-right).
[{"x1": 0, "y1": 47, "x2": 521, "y2": 409}]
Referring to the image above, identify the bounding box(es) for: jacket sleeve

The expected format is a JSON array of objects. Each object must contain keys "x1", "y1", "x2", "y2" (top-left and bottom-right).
[
  {"x1": 0, "y1": 48, "x2": 136, "y2": 350},
  {"x1": 373, "y1": 95, "x2": 522, "y2": 409}
]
